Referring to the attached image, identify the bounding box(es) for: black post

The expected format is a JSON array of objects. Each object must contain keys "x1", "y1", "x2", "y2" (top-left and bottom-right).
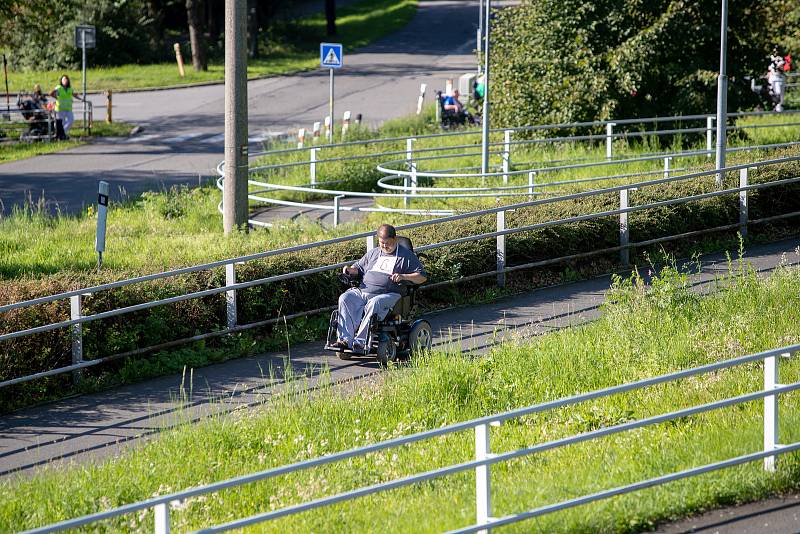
[{"x1": 3, "y1": 54, "x2": 9, "y2": 115}]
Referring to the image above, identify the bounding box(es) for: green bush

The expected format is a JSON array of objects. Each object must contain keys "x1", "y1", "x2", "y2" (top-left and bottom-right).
[{"x1": 3, "y1": 154, "x2": 800, "y2": 412}]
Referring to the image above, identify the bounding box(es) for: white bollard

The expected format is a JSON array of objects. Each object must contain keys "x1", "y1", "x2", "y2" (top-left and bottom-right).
[
  {"x1": 324, "y1": 116, "x2": 331, "y2": 142},
  {"x1": 341, "y1": 111, "x2": 351, "y2": 140},
  {"x1": 312, "y1": 121, "x2": 321, "y2": 142},
  {"x1": 502, "y1": 130, "x2": 511, "y2": 185},
  {"x1": 95, "y1": 181, "x2": 109, "y2": 271},
  {"x1": 416, "y1": 83, "x2": 427, "y2": 115},
  {"x1": 606, "y1": 122, "x2": 616, "y2": 159},
  {"x1": 225, "y1": 263, "x2": 237, "y2": 329},
  {"x1": 297, "y1": 128, "x2": 306, "y2": 149},
  {"x1": 620, "y1": 189, "x2": 629, "y2": 266},
  {"x1": 740, "y1": 168, "x2": 749, "y2": 238},
  {"x1": 310, "y1": 147, "x2": 318, "y2": 185},
  {"x1": 528, "y1": 171, "x2": 536, "y2": 199},
  {"x1": 663, "y1": 156, "x2": 672, "y2": 179}
]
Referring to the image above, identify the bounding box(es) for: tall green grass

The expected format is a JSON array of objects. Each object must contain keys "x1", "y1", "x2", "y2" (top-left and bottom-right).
[{"x1": 2, "y1": 258, "x2": 800, "y2": 532}]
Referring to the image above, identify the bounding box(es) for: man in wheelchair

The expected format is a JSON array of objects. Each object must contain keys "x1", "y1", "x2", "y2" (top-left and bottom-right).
[{"x1": 326, "y1": 224, "x2": 431, "y2": 364}]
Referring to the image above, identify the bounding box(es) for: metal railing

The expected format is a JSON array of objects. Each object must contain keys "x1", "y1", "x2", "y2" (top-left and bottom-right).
[
  {"x1": 0, "y1": 100, "x2": 94, "y2": 141},
  {"x1": 26, "y1": 343, "x2": 800, "y2": 533},
  {"x1": 4, "y1": 153, "x2": 800, "y2": 390},
  {"x1": 217, "y1": 110, "x2": 800, "y2": 225}
]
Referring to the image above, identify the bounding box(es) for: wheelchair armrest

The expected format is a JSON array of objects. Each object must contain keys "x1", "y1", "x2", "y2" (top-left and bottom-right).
[{"x1": 338, "y1": 272, "x2": 362, "y2": 287}]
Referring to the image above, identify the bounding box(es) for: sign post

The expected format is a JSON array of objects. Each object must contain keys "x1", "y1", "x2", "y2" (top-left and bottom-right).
[
  {"x1": 74, "y1": 25, "x2": 96, "y2": 136},
  {"x1": 320, "y1": 43, "x2": 343, "y2": 143}
]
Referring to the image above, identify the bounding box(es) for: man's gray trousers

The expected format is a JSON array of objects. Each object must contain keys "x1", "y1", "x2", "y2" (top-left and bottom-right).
[{"x1": 337, "y1": 288, "x2": 400, "y2": 345}]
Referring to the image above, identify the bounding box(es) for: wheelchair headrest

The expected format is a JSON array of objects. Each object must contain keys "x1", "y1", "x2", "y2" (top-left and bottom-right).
[{"x1": 396, "y1": 236, "x2": 413, "y2": 252}]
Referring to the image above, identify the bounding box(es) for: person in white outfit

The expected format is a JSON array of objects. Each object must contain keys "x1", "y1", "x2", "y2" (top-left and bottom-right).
[{"x1": 768, "y1": 49, "x2": 786, "y2": 112}]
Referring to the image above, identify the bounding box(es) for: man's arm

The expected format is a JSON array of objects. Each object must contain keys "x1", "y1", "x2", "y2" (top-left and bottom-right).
[{"x1": 390, "y1": 272, "x2": 427, "y2": 284}]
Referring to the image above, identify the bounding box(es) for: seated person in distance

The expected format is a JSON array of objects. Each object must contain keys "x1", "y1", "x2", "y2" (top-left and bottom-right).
[
  {"x1": 442, "y1": 89, "x2": 464, "y2": 113},
  {"x1": 333, "y1": 224, "x2": 427, "y2": 352}
]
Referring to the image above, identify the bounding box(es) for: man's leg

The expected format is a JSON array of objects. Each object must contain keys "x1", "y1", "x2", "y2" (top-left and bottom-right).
[
  {"x1": 337, "y1": 288, "x2": 367, "y2": 345},
  {"x1": 354, "y1": 293, "x2": 401, "y2": 347}
]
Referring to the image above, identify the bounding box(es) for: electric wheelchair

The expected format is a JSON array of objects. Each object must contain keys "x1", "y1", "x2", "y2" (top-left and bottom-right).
[{"x1": 324, "y1": 236, "x2": 433, "y2": 366}]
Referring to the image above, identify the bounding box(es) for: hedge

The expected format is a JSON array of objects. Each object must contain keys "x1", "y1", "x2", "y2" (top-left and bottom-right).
[{"x1": 2, "y1": 152, "x2": 800, "y2": 412}]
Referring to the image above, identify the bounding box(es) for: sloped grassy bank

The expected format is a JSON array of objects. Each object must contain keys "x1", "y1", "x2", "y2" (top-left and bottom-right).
[
  {"x1": 3, "y1": 149, "x2": 800, "y2": 413},
  {"x1": 2, "y1": 262, "x2": 800, "y2": 532}
]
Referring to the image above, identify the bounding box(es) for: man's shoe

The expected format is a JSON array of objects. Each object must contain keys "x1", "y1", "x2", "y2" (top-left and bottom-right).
[{"x1": 331, "y1": 340, "x2": 349, "y2": 350}]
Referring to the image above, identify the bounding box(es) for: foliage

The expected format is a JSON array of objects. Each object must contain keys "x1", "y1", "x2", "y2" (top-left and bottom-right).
[
  {"x1": 0, "y1": 0, "x2": 160, "y2": 71},
  {"x1": 490, "y1": 0, "x2": 784, "y2": 127}
]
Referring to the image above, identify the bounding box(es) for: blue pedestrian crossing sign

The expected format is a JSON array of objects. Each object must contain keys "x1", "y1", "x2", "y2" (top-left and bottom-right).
[{"x1": 320, "y1": 43, "x2": 343, "y2": 69}]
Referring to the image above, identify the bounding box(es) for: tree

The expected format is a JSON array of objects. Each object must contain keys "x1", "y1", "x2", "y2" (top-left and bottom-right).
[
  {"x1": 490, "y1": 0, "x2": 779, "y2": 128},
  {"x1": 186, "y1": 0, "x2": 208, "y2": 71},
  {"x1": 325, "y1": 0, "x2": 336, "y2": 36}
]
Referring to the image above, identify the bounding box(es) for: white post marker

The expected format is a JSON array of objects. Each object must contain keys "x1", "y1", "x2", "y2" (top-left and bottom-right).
[
  {"x1": 297, "y1": 127, "x2": 305, "y2": 148},
  {"x1": 320, "y1": 43, "x2": 343, "y2": 143},
  {"x1": 313, "y1": 121, "x2": 321, "y2": 142},
  {"x1": 324, "y1": 115, "x2": 331, "y2": 141},
  {"x1": 96, "y1": 180, "x2": 109, "y2": 271},
  {"x1": 342, "y1": 111, "x2": 351, "y2": 140},
  {"x1": 416, "y1": 83, "x2": 427, "y2": 115}
]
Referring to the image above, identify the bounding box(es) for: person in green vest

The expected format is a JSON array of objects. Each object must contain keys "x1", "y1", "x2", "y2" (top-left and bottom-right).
[{"x1": 49, "y1": 75, "x2": 83, "y2": 139}]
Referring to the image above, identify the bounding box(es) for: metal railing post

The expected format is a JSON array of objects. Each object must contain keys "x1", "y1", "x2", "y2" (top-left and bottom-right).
[
  {"x1": 366, "y1": 235, "x2": 375, "y2": 253},
  {"x1": 763, "y1": 353, "x2": 783, "y2": 472},
  {"x1": 310, "y1": 148, "x2": 318, "y2": 185},
  {"x1": 475, "y1": 423, "x2": 492, "y2": 534},
  {"x1": 70, "y1": 295, "x2": 83, "y2": 383},
  {"x1": 706, "y1": 116, "x2": 715, "y2": 158},
  {"x1": 154, "y1": 502, "x2": 170, "y2": 534},
  {"x1": 620, "y1": 189, "x2": 629, "y2": 266},
  {"x1": 225, "y1": 263, "x2": 237, "y2": 330},
  {"x1": 333, "y1": 195, "x2": 344, "y2": 227},
  {"x1": 739, "y1": 168, "x2": 748, "y2": 238},
  {"x1": 408, "y1": 138, "x2": 417, "y2": 200},
  {"x1": 496, "y1": 210, "x2": 506, "y2": 288},
  {"x1": 606, "y1": 122, "x2": 616, "y2": 159},
  {"x1": 502, "y1": 130, "x2": 511, "y2": 184},
  {"x1": 528, "y1": 171, "x2": 536, "y2": 199},
  {"x1": 663, "y1": 156, "x2": 672, "y2": 179}
]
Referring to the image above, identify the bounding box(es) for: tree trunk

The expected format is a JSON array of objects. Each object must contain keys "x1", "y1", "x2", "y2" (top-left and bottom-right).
[
  {"x1": 325, "y1": 0, "x2": 336, "y2": 36},
  {"x1": 186, "y1": 0, "x2": 208, "y2": 71},
  {"x1": 247, "y1": 0, "x2": 258, "y2": 59}
]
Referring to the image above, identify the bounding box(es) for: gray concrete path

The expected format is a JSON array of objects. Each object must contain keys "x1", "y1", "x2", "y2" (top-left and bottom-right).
[
  {"x1": 1, "y1": 237, "x2": 799, "y2": 482},
  {"x1": 649, "y1": 493, "x2": 800, "y2": 533},
  {"x1": 0, "y1": 0, "x2": 482, "y2": 214}
]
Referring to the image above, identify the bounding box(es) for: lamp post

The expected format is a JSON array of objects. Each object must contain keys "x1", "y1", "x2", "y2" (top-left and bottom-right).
[
  {"x1": 714, "y1": 0, "x2": 728, "y2": 187},
  {"x1": 480, "y1": 0, "x2": 491, "y2": 176}
]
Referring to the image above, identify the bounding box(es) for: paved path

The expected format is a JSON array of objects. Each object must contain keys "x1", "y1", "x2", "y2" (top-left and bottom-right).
[
  {"x1": 0, "y1": 0, "x2": 481, "y2": 214},
  {"x1": 649, "y1": 494, "x2": 800, "y2": 533},
  {"x1": 2, "y1": 237, "x2": 800, "y2": 482}
]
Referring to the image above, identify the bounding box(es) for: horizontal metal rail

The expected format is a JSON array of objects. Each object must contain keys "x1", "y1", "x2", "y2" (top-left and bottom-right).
[{"x1": 26, "y1": 344, "x2": 800, "y2": 533}]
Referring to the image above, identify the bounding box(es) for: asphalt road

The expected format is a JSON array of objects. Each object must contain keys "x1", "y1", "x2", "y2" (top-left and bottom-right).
[{"x1": 0, "y1": 0, "x2": 480, "y2": 214}]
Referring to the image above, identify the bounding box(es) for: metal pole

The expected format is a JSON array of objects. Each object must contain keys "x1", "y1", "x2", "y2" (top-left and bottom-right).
[
  {"x1": 620, "y1": 189, "x2": 629, "y2": 266},
  {"x1": 480, "y1": 0, "x2": 491, "y2": 176},
  {"x1": 82, "y1": 30, "x2": 87, "y2": 136},
  {"x1": 329, "y1": 68, "x2": 334, "y2": 143},
  {"x1": 477, "y1": 0, "x2": 483, "y2": 57},
  {"x1": 225, "y1": 263, "x2": 237, "y2": 329},
  {"x1": 70, "y1": 295, "x2": 83, "y2": 384},
  {"x1": 739, "y1": 168, "x2": 748, "y2": 238},
  {"x1": 223, "y1": 0, "x2": 249, "y2": 234},
  {"x1": 475, "y1": 423, "x2": 491, "y2": 534},
  {"x1": 763, "y1": 353, "x2": 780, "y2": 472},
  {"x1": 715, "y1": 0, "x2": 729, "y2": 187}
]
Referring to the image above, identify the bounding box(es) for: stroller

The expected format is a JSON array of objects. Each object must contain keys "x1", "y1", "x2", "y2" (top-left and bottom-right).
[{"x1": 17, "y1": 92, "x2": 55, "y2": 141}]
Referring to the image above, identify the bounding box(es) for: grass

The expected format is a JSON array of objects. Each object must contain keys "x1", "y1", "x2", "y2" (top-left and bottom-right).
[
  {"x1": 2, "y1": 256, "x2": 800, "y2": 532},
  {"x1": 2, "y1": 111, "x2": 799, "y2": 280},
  {"x1": 2, "y1": 0, "x2": 418, "y2": 93},
  {"x1": 0, "y1": 119, "x2": 135, "y2": 164}
]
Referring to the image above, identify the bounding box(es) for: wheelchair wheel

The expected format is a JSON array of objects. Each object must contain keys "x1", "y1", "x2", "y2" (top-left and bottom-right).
[
  {"x1": 376, "y1": 335, "x2": 398, "y2": 367},
  {"x1": 408, "y1": 320, "x2": 433, "y2": 356}
]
